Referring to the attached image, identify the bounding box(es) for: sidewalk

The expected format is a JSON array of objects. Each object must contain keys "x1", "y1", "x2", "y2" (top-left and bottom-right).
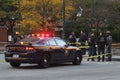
[
  {"x1": 83, "y1": 48, "x2": 120, "y2": 61},
  {"x1": 83, "y1": 55, "x2": 120, "y2": 61},
  {"x1": 0, "y1": 46, "x2": 5, "y2": 54},
  {"x1": 0, "y1": 50, "x2": 5, "y2": 54},
  {"x1": 112, "y1": 55, "x2": 120, "y2": 61}
]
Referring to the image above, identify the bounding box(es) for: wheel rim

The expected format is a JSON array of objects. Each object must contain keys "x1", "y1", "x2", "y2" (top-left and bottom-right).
[
  {"x1": 44, "y1": 57, "x2": 48, "y2": 64},
  {"x1": 76, "y1": 55, "x2": 80, "y2": 64},
  {"x1": 41, "y1": 55, "x2": 50, "y2": 68},
  {"x1": 77, "y1": 56, "x2": 80, "y2": 61}
]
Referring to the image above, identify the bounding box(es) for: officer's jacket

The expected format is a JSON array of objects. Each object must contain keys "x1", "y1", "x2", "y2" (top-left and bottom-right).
[
  {"x1": 97, "y1": 35, "x2": 106, "y2": 46},
  {"x1": 88, "y1": 36, "x2": 96, "y2": 46}
]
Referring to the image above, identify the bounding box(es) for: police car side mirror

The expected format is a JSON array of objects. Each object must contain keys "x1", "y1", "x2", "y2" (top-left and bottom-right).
[
  {"x1": 64, "y1": 45, "x2": 67, "y2": 47},
  {"x1": 64, "y1": 44, "x2": 69, "y2": 47}
]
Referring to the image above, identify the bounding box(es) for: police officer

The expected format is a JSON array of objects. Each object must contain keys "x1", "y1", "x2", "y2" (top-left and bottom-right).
[
  {"x1": 78, "y1": 30, "x2": 87, "y2": 55},
  {"x1": 105, "y1": 31, "x2": 112, "y2": 61},
  {"x1": 97, "y1": 32, "x2": 106, "y2": 62},
  {"x1": 87, "y1": 33, "x2": 96, "y2": 61},
  {"x1": 68, "y1": 32, "x2": 76, "y2": 46}
]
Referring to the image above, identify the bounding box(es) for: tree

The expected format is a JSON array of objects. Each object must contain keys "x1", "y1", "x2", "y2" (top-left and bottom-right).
[
  {"x1": 0, "y1": 0, "x2": 18, "y2": 35},
  {"x1": 20, "y1": 0, "x2": 75, "y2": 34},
  {"x1": 68, "y1": 0, "x2": 120, "y2": 35}
]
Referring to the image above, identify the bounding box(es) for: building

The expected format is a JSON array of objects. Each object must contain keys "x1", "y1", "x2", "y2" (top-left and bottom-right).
[{"x1": 0, "y1": 26, "x2": 8, "y2": 50}]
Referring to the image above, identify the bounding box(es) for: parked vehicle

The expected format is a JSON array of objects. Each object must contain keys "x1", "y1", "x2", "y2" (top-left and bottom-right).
[{"x1": 4, "y1": 33, "x2": 82, "y2": 68}]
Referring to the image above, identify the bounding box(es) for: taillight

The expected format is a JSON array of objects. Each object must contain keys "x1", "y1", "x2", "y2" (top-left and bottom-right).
[{"x1": 26, "y1": 47, "x2": 35, "y2": 51}]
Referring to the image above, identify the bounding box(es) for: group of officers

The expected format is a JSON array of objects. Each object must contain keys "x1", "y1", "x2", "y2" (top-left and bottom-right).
[{"x1": 68, "y1": 30, "x2": 112, "y2": 62}]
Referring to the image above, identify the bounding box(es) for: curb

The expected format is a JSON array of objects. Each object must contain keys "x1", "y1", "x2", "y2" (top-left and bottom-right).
[
  {"x1": 112, "y1": 58, "x2": 120, "y2": 61},
  {"x1": 0, "y1": 51, "x2": 5, "y2": 54},
  {"x1": 111, "y1": 56, "x2": 120, "y2": 61}
]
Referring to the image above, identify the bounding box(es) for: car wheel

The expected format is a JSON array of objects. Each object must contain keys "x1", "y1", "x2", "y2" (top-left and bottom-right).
[
  {"x1": 10, "y1": 62, "x2": 21, "y2": 68},
  {"x1": 73, "y1": 53, "x2": 82, "y2": 65},
  {"x1": 41, "y1": 54, "x2": 50, "y2": 68}
]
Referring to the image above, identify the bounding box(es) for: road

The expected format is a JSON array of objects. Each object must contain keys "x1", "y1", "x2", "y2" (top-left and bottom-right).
[{"x1": 0, "y1": 54, "x2": 120, "y2": 80}]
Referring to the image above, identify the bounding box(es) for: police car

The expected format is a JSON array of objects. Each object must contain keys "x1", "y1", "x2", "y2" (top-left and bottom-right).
[{"x1": 4, "y1": 33, "x2": 82, "y2": 68}]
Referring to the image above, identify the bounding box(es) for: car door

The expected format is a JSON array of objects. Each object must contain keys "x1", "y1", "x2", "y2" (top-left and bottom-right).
[
  {"x1": 48, "y1": 38, "x2": 64, "y2": 62},
  {"x1": 55, "y1": 38, "x2": 76, "y2": 61}
]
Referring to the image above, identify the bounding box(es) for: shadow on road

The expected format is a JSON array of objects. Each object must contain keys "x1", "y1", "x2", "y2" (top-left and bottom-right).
[{"x1": 12, "y1": 63, "x2": 76, "y2": 69}]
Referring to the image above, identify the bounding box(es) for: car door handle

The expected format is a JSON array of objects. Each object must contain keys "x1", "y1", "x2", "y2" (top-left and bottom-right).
[{"x1": 49, "y1": 47, "x2": 53, "y2": 50}]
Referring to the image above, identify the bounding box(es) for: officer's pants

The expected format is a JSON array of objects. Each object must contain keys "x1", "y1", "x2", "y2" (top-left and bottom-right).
[
  {"x1": 106, "y1": 45, "x2": 112, "y2": 61},
  {"x1": 81, "y1": 42, "x2": 86, "y2": 55},
  {"x1": 98, "y1": 46, "x2": 105, "y2": 61}
]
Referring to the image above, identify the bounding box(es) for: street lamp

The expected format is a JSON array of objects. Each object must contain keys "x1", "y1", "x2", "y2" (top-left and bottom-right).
[
  {"x1": 11, "y1": 16, "x2": 15, "y2": 35},
  {"x1": 62, "y1": 0, "x2": 65, "y2": 39},
  {"x1": 18, "y1": 0, "x2": 21, "y2": 33},
  {"x1": 7, "y1": 16, "x2": 15, "y2": 42}
]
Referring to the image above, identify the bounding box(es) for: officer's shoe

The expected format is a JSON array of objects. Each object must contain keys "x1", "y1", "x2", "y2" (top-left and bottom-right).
[
  {"x1": 87, "y1": 58, "x2": 90, "y2": 61},
  {"x1": 97, "y1": 57, "x2": 100, "y2": 62},
  {"x1": 97, "y1": 59, "x2": 100, "y2": 62},
  {"x1": 102, "y1": 56, "x2": 105, "y2": 62},
  {"x1": 102, "y1": 58, "x2": 105, "y2": 62}
]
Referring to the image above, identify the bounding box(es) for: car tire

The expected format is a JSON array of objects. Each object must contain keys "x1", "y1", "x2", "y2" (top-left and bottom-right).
[
  {"x1": 72, "y1": 53, "x2": 82, "y2": 65},
  {"x1": 10, "y1": 62, "x2": 21, "y2": 68},
  {"x1": 41, "y1": 54, "x2": 50, "y2": 68}
]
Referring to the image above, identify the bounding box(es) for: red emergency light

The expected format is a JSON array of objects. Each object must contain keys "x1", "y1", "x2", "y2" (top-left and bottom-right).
[
  {"x1": 41, "y1": 33, "x2": 50, "y2": 37},
  {"x1": 31, "y1": 33, "x2": 52, "y2": 37},
  {"x1": 46, "y1": 34, "x2": 50, "y2": 37}
]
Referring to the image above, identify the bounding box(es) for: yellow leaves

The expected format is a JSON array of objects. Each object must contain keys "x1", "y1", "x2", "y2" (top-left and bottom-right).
[
  {"x1": 21, "y1": 0, "x2": 36, "y2": 6},
  {"x1": 20, "y1": 0, "x2": 75, "y2": 34},
  {"x1": 21, "y1": 0, "x2": 36, "y2": 12},
  {"x1": 21, "y1": 19, "x2": 39, "y2": 33},
  {"x1": 51, "y1": 0, "x2": 62, "y2": 4},
  {"x1": 65, "y1": 1, "x2": 75, "y2": 19},
  {"x1": 21, "y1": 20, "x2": 37, "y2": 28},
  {"x1": 21, "y1": 11, "x2": 42, "y2": 32}
]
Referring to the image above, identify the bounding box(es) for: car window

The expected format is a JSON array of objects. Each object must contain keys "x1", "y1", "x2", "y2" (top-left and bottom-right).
[
  {"x1": 36, "y1": 39, "x2": 46, "y2": 45},
  {"x1": 45, "y1": 41, "x2": 50, "y2": 46},
  {"x1": 55, "y1": 38, "x2": 66, "y2": 46},
  {"x1": 36, "y1": 39, "x2": 50, "y2": 46},
  {"x1": 48, "y1": 39, "x2": 57, "y2": 46}
]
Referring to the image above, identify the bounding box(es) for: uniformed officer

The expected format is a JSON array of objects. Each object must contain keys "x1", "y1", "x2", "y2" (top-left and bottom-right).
[
  {"x1": 97, "y1": 32, "x2": 106, "y2": 62},
  {"x1": 105, "y1": 31, "x2": 112, "y2": 61},
  {"x1": 78, "y1": 30, "x2": 87, "y2": 55},
  {"x1": 68, "y1": 32, "x2": 76, "y2": 46},
  {"x1": 87, "y1": 33, "x2": 96, "y2": 61}
]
